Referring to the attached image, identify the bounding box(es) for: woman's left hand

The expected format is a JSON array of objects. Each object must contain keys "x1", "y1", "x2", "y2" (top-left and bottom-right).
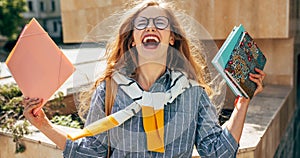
[{"x1": 249, "y1": 67, "x2": 266, "y2": 97}]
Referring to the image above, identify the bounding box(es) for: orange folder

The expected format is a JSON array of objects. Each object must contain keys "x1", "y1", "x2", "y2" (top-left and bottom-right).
[{"x1": 6, "y1": 18, "x2": 75, "y2": 115}]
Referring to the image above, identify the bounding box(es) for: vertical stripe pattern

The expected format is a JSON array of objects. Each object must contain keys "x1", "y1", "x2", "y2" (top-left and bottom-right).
[{"x1": 63, "y1": 69, "x2": 239, "y2": 158}]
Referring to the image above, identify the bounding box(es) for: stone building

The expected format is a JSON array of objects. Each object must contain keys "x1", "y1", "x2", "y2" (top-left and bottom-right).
[{"x1": 23, "y1": 0, "x2": 62, "y2": 42}]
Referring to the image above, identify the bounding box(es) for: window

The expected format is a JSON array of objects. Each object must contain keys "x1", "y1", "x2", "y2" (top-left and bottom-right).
[
  {"x1": 297, "y1": 0, "x2": 300, "y2": 19},
  {"x1": 28, "y1": 1, "x2": 33, "y2": 12},
  {"x1": 51, "y1": 0, "x2": 56, "y2": 12},
  {"x1": 53, "y1": 21, "x2": 57, "y2": 32},
  {"x1": 40, "y1": 1, "x2": 45, "y2": 12}
]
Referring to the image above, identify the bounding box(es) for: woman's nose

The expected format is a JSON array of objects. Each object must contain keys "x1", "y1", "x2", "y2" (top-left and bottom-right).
[{"x1": 145, "y1": 20, "x2": 156, "y2": 32}]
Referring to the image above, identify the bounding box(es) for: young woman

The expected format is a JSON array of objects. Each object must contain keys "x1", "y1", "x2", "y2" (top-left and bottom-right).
[{"x1": 23, "y1": 1, "x2": 266, "y2": 157}]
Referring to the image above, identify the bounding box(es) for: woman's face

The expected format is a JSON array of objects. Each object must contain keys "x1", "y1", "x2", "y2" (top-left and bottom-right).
[{"x1": 132, "y1": 6, "x2": 173, "y2": 65}]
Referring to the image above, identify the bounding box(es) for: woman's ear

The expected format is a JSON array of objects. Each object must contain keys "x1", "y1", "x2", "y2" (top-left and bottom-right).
[
  {"x1": 132, "y1": 41, "x2": 136, "y2": 47},
  {"x1": 169, "y1": 36, "x2": 174, "y2": 45}
]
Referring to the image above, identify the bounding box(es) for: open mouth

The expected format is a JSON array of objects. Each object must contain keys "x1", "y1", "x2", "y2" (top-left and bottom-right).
[{"x1": 142, "y1": 34, "x2": 160, "y2": 49}]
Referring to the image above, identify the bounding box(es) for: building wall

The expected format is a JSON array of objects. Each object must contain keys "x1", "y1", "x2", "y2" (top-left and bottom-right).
[
  {"x1": 23, "y1": 0, "x2": 62, "y2": 40},
  {"x1": 60, "y1": 0, "x2": 126, "y2": 43},
  {"x1": 0, "y1": 133, "x2": 63, "y2": 158},
  {"x1": 60, "y1": 0, "x2": 291, "y2": 41},
  {"x1": 275, "y1": 0, "x2": 300, "y2": 157},
  {"x1": 60, "y1": 0, "x2": 295, "y2": 87}
]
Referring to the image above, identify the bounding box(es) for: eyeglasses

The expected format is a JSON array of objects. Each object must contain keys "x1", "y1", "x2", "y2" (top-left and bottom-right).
[{"x1": 133, "y1": 16, "x2": 169, "y2": 30}]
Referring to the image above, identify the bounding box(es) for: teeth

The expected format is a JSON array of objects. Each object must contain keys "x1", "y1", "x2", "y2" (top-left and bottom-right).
[{"x1": 143, "y1": 36, "x2": 159, "y2": 43}]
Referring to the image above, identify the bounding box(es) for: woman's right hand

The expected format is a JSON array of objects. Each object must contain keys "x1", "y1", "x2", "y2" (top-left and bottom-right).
[
  {"x1": 23, "y1": 97, "x2": 67, "y2": 150},
  {"x1": 22, "y1": 97, "x2": 51, "y2": 129}
]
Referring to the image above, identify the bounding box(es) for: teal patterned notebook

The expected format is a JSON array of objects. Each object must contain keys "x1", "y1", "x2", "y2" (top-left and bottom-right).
[{"x1": 212, "y1": 25, "x2": 267, "y2": 99}]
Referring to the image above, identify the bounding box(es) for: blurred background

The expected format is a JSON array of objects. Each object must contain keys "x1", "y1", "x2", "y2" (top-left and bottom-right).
[{"x1": 0, "y1": 0, "x2": 299, "y2": 158}]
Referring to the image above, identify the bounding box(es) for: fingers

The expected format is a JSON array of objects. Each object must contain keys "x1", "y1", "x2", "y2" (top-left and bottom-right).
[
  {"x1": 249, "y1": 68, "x2": 266, "y2": 96},
  {"x1": 250, "y1": 68, "x2": 266, "y2": 85},
  {"x1": 254, "y1": 67, "x2": 266, "y2": 80},
  {"x1": 250, "y1": 75, "x2": 263, "y2": 90},
  {"x1": 23, "y1": 97, "x2": 43, "y2": 117},
  {"x1": 249, "y1": 74, "x2": 262, "y2": 85},
  {"x1": 22, "y1": 97, "x2": 49, "y2": 129},
  {"x1": 23, "y1": 97, "x2": 42, "y2": 108},
  {"x1": 249, "y1": 73, "x2": 262, "y2": 80}
]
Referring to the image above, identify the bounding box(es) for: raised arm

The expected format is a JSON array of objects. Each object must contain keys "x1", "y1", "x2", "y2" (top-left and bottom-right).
[
  {"x1": 23, "y1": 97, "x2": 67, "y2": 150},
  {"x1": 226, "y1": 67, "x2": 266, "y2": 142},
  {"x1": 195, "y1": 68, "x2": 266, "y2": 157}
]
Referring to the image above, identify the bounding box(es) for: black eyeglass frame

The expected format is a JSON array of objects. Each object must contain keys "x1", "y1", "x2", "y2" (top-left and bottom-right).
[{"x1": 133, "y1": 16, "x2": 170, "y2": 30}]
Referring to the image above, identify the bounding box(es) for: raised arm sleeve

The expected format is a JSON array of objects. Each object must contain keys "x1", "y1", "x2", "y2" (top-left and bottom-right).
[
  {"x1": 195, "y1": 91, "x2": 239, "y2": 158},
  {"x1": 63, "y1": 82, "x2": 110, "y2": 158}
]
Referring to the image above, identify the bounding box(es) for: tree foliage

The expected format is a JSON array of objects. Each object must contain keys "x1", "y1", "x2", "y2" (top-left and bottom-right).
[{"x1": 0, "y1": 0, "x2": 27, "y2": 40}]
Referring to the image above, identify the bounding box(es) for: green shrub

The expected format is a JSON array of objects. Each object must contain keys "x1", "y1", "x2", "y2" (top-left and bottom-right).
[
  {"x1": 0, "y1": 84, "x2": 28, "y2": 153},
  {"x1": 0, "y1": 84, "x2": 83, "y2": 153},
  {"x1": 50, "y1": 114, "x2": 83, "y2": 129}
]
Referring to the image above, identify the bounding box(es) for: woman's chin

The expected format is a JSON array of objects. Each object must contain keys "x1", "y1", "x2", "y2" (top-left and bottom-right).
[
  {"x1": 135, "y1": 43, "x2": 168, "y2": 62},
  {"x1": 144, "y1": 42, "x2": 159, "y2": 48}
]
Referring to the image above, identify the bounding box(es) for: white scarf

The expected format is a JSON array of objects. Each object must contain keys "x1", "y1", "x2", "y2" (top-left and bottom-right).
[{"x1": 67, "y1": 70, "x2": 199, "y2": 152}]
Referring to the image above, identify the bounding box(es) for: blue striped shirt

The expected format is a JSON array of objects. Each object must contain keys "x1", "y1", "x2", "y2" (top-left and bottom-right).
[{"x1": 63, "y1": 70, "x2": 239, "y2": 158}]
